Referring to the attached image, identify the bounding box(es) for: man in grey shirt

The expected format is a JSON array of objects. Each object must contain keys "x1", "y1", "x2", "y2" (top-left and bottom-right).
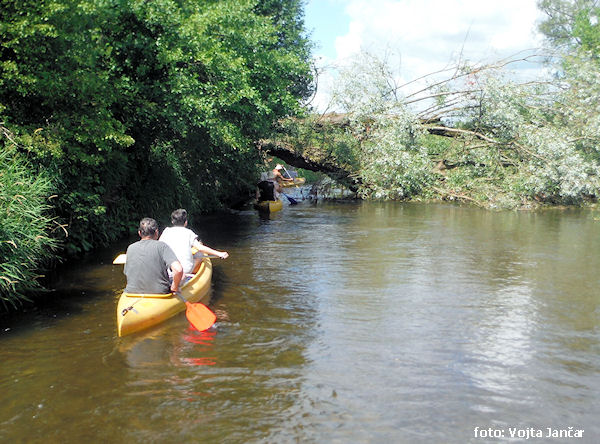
[{"x1": 124, "y1": 217, "x2": 183, "y2": 294}]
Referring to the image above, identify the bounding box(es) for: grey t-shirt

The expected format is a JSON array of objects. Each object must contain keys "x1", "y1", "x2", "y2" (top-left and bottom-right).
[{"x1": 124, "y1": 239, "x2": 178, "y2": 294}]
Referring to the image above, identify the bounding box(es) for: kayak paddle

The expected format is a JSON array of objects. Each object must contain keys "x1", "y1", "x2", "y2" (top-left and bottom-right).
[
  {"x1": 112, "y1": 253, "x2": 221, "y2": 265},
  {"x1": 282, "y1": 192, "x2": 298, "y2": 205},
  {"x1": 280, "y1": 165, "x2": 300, "y2": 205},
  {"x1": 175, "y1": 292, "x2": 216, "y2": 331},
  {"x1": 112, "y1": 253, "x2": 127, "y2": 264}
]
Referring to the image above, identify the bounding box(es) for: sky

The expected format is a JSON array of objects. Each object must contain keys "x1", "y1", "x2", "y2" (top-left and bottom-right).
[{"x1": 304, "y1": 0, "x2": 546, "y2": 111}]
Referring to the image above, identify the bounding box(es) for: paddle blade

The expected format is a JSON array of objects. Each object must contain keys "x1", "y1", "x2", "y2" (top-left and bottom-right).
[
  {"x1": 113, "y1": 253, "x2": 127, "y2": 264},
  {"x1": 283, "y1": 193, "x2": 298, "y2": 205},
  {"x1": 185, "y1": 302, "x2": 216, "y2": 331}
]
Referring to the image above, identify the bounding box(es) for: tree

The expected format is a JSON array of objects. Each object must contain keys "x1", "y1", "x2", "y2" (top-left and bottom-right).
[
  {"x1": 278, "y1": 42, "x2": 600, "y2": 207},
  {"x1": 538, "y1": 0, "x2": 600, "y2": 54},
  {"x1": 1, "y1": 0, "x2": 313, "y2": 255},
  {"x1": 1, "y1": 0, "x2": 313, "y2": 304}
]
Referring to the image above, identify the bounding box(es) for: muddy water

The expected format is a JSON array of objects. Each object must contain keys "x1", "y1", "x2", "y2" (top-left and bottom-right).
[{"x1": 1, "y1": 202, "x2": 599, "y2": 443}]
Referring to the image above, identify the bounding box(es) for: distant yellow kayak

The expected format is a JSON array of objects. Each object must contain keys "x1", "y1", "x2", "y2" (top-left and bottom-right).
[
  {"x1": 116, "y1": 257, "x2": 212, "y2": 337},
  {"x1": 282, "y1": 177, "x2": 305, "y2": 187},
  {"x1": 254, "y1": 199, "x2": 283, "y2": 213}
]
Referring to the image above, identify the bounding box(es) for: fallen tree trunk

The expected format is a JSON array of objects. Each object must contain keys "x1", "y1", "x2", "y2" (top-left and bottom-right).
[{"x1": 258, "y1": 139, "x2": 359, "y2": 186}]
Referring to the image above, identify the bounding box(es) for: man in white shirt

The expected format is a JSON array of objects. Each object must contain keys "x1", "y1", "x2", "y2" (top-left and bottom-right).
[{"x1": 159, "y1": 208, "x2": 229, "y2": 275}]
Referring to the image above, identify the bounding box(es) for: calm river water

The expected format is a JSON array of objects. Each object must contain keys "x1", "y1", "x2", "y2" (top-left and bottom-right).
[{"x1": 1, "y1": 201, "x2": 600, "y2": 443}]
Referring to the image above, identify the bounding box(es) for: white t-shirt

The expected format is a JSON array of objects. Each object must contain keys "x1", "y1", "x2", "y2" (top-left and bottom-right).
[{"x1": 159, "y1": 226, "x2": 199, "y2": 273}]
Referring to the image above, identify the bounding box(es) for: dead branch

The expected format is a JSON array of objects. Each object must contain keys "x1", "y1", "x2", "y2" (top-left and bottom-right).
[{"x1": 432, "y1": 186, "x2": 484, "y2": 207}]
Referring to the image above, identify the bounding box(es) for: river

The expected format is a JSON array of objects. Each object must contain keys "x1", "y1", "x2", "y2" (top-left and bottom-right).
[{"x1": 1, "y1": 201, "x2": 599, "y2": 443}]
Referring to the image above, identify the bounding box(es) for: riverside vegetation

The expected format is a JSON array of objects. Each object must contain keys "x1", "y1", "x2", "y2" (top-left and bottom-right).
[
  {"x1": 2, "y1": 0, "x2": 599, "y2": 306},
  {"x1": 275, "y1": 0, "x2": 600, "y2": 208},
  {"x1": 0, "y1": 0, "x2": 313, "y2": 307}
]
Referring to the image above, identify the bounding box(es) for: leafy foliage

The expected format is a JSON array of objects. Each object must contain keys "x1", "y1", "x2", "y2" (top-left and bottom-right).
[
  {"x1": 0, "y1": 0, "x2": 312, "y2": 303},
  {"x1": 537, "y1": 0, "x2": 600, "y2": 54},
  {"x1": 264, "y1": 2, "x2": 598, "y2": 207},
  {"x1": 278, "y1": 39, "x2": 600, "y2": 207}
]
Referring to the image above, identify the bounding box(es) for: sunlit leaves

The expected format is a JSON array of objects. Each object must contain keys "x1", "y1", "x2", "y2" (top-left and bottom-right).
[
  {"x1": 331, "y1": 51, "x2": 432, "y2": 199},
  {"x1": 317, "y1": 35, "x2": 600, "y2": 207}
]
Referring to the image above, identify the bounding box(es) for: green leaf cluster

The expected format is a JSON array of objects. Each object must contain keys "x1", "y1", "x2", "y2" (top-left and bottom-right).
[{"x1": 538, "y1": 0, "x2": 600, "y2": 55}]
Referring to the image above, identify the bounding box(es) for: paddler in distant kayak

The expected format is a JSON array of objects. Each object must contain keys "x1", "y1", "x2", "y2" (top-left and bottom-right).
[
  {"x1": 267, "y1": 164, "x2": 293, "y2": 199},
  {"x1": 124, "y1": 217, "x2": 183, "y2": 294},
  {"x1": 272, "y1": 164, "x2": 294, "y2": 187}
]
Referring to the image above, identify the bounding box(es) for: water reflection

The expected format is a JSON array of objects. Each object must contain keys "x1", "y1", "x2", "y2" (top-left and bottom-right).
[{"x1": 179, "y1": 329, "x2": 217, "y2": 366}]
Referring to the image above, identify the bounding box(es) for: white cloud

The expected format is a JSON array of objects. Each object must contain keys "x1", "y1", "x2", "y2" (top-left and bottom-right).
[
  {"x1": 342, "y1": 0, "x2": 542, "y2": 59},
  {"x1": 335, "y1": 21, "x2": 364, "y2": 60},
  {"x1": 310, "y1": 0, "x2": 546, "y2": 112}
]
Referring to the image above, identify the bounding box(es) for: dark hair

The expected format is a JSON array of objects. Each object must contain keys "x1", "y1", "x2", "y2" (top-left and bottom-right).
[
  {"x1": 138, "y1": 217, "x2": 159, "y2": 237},
  {"x1": 171, "y1": 208, "x2": 188, "y2": 226}
]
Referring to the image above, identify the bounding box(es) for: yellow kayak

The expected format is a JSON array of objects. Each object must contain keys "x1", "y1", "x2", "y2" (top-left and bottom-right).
[
  {"x1": 254, "y1": 199, "x2": 283, "y2": 213},
  {"x1": 281, "y1": 177, "x2": 305, "y2": 187},
  {"x1": 117, "y1": 257, "x2": 213, "y2": 337}
]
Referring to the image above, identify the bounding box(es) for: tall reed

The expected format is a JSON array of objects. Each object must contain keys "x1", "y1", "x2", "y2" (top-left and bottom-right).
[{"x1": 0, "y1": 147, "x2": 58, "y2": 308}]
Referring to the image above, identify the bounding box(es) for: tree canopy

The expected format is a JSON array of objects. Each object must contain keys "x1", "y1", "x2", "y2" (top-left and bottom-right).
[
  {"x1": 538, "y1": 0, "x2": 600, "y2": 54},
  {"x1": 0, "y1": 0, "x2": 312, "y2": 304}
]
